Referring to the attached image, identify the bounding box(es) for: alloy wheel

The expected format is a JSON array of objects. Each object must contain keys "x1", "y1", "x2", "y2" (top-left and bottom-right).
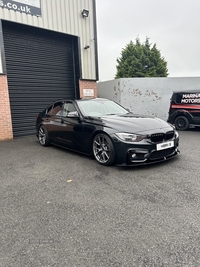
[
  {"x1": 93, "y1": 134, "x2": 115, "y2": 165},
  {"x1": 38, "y1": 126, "x2": 49, "y2": 146}
]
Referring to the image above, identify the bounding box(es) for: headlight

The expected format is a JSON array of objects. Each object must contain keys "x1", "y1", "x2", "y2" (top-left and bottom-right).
[{"x1": 115, "y1": 133, "x2": 147, "y2": 142}]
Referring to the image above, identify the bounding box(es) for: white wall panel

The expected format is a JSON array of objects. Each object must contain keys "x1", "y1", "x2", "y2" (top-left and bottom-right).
[
  {"x1": 0, "y1": 0, "x2": 97, "y2": 79},
  {"x1": 97, "y1": 77, "x2": 200, "y2": 120}
]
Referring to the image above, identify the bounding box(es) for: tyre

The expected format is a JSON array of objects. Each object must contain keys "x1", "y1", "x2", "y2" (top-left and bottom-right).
[
  {"x1": 92, "y1": 133, "x2": 116, "y2": 166},
  {"x1": 174, "y1": 116, "x2": 189, "y2": 131},
  {"x1": 38, "y1": 126, "x2": 50, "y2": 146}
]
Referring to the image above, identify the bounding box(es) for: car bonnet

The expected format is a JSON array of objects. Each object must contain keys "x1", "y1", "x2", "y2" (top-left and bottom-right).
[{"x1": 100, "y1": 114, "x2": 172, "y2": 134}]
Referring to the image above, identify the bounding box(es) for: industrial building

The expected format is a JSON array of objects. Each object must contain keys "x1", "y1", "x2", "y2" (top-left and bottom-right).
[{"x1": 0, "y1": 0, "x2": 98, "y2": 140}]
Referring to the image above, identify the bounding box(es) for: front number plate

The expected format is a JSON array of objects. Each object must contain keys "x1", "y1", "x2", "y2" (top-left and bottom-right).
[{"x1": 156, "y1": 141, "x2": 174, "y2": 151}]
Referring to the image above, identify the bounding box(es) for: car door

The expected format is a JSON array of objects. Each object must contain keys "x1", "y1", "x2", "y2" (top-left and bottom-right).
[
  {"x1": 58, "y1": 101, "x2": 85, "y2": 151},
  {"x1": 44, "y1": 101, "x2": 65, "y2": 142}
]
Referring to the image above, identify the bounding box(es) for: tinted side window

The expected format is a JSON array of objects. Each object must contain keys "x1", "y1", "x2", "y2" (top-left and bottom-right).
[
  {"x1": 63, "y1": 102, "x2": 77, "y2": 116},
  {"x1": 46, "y1": 105, "x2": 53, "y2": 115},
  {"x1": 48, "y1": 102, "x2": 63, "y2": 116},
  {"x1": 175, "y1": 94, "x2": 182, "y2": 103}
]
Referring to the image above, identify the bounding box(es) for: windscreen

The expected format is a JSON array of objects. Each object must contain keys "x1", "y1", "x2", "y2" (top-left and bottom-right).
[{"x1": 77, "y1": 100, "x2": 129, "y2": 116}]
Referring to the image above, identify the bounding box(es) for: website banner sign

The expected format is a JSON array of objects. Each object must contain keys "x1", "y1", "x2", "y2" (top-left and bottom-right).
[{"x1": 0, "y1": 0, "x2": 41, "y2": 16}]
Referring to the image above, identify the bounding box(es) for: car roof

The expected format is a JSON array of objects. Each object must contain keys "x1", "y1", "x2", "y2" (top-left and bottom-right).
[
  {"x1": 173, "y1": 90, "x2": 200, "y2": 94},
  {"x1": 77, "y1": 98, "x2": 110, "y2": 102},
  {"x1": 54, "y1": 98, "x2": 110, "y2": 102}
]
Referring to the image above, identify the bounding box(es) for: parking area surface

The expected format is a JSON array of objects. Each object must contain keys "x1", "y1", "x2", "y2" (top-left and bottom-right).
[{"x1": 0, "y1": 129, "x2": 200, "y2": 267}]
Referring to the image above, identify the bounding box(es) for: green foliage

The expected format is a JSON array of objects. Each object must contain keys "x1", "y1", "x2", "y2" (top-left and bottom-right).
[{"x1": 115, "y1": 37, "x2": 169, "y2": 78}]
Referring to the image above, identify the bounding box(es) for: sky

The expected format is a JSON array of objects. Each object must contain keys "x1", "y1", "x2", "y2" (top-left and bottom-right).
[{"x1": 95, "y1": 0, "x2": 200, "y2": 81}]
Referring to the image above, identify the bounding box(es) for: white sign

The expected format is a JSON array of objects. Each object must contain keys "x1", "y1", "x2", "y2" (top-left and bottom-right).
[
  {"x1": 83, "y1": 89, "x2": 94, "y2": 97},
  {"x1": 157, "y1": 141, "x2": 174, "y2": 151}
]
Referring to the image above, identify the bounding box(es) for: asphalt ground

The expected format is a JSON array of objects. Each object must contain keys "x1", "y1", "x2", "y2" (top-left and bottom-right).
[{"x1": 0, "y1": 129, "x2": 200, "y2": 267}]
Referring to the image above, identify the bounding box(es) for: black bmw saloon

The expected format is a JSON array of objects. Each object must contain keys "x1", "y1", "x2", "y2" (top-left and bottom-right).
[{"x1": 36, "y1": 98, "x2": 180, "y2": 166}]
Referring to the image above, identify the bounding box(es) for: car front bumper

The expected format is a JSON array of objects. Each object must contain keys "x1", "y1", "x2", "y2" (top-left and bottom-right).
[{"x1": 111, "y1": 135, "x2": 180, "y2": 166}]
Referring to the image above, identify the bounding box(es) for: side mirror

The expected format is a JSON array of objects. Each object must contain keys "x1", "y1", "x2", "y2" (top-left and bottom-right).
[{"x1": 67, "y1": 111, "x2": 79, "y2": 118}]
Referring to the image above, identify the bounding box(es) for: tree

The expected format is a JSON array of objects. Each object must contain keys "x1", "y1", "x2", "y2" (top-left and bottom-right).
[{"x1": 115, "y1": 37, "x2": 168, "y2": 78}]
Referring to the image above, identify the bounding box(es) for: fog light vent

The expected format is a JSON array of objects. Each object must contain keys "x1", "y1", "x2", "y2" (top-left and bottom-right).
[
  {"x1": 128, "y1": 150, "x2": 148, "y2": 161},
  {"x1": 131, "y1": 153, "x2": 137, "y2": 158}
]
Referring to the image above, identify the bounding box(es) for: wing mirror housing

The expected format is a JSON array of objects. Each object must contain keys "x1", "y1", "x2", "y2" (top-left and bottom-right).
[{"x1": 67, "y1": 111, "x2": 79, "y2": 118}]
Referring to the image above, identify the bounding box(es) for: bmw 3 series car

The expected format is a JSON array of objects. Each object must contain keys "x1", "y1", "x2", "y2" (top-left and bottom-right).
[{"x1": 36, "y1": 98, "x2": 180, "y2": 166}]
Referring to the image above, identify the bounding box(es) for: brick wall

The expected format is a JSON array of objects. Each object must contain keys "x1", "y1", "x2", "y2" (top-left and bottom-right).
[
  {"x1": 0, "y1": 75, "x2": 13, "y2": 140},
  {"x1": 79, "y1": 80, "x2": 97, "y2": 98}
]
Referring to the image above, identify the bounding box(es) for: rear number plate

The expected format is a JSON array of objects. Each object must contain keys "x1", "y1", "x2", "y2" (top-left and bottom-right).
[{"x1": 156, "y1": 141, "x2": 174, "y2": 151}]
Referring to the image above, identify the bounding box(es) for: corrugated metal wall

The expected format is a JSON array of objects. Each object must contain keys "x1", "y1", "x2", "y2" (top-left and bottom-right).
[{"x1": 0, "y1": 0, "x2": 97, "y2": 80}]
